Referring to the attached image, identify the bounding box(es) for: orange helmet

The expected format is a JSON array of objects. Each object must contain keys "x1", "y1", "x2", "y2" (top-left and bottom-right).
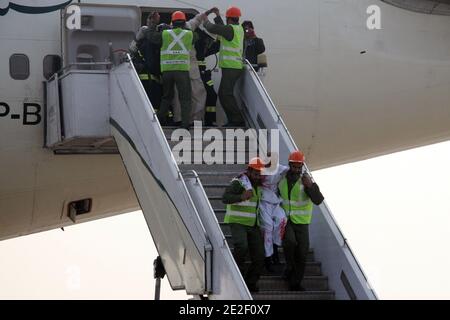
[
  {"x1": 288, "y1": 150, "x2": 305, "y2": 163},
  {"x1": 226, "y1": 6, "x2": 241, "y2": 18},
  {"x1": 248, "y1": 157, "x2": 265, "y2": 171},
  {"x1": 171, "y1": 11, "x2": 186, "y2": 22}
]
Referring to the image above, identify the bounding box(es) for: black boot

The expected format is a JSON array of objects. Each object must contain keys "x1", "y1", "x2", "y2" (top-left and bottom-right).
[
  {"x1": 272, "y1": 244, "x2": 280, "y2": 265},
  {"x1": 264, "y1": 257, "x2": 274, "y2": 273},
  {"x1": 247, "y1": 283, "x2": 259, "y2": 293},
  {"x1": 289, "y1": 283, "x2": 305, "y2": 291}
]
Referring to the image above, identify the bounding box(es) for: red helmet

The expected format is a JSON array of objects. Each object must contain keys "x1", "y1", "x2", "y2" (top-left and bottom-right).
[
  {"x1": 171, "y1": 11, "x2": 186, "y2": 22},
  {"x1": 248, "y1": 157, "x2": 265, "y2": 171},
  {"x1": 288, "y1": 150, "x2": 305, "y2": 163},
  {"x1": 226, "y1": 6, "x2": 241, "y2": 18}
]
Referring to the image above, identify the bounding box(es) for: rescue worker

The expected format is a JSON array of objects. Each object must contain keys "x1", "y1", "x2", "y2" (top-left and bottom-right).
[
  {"x1": 203, "y1": 6, "x2": 245, "y2": 127},
  {"x1": 195, "y1": 28, "x2": 220, "y2": 126},
  {"x1": 147, "y1": 10, "x2": 195, "y2": 129},
  {"x1": 129, "y1": 24, "x2": 151, "y2": 97},
  {"x1": 131, "y1": 13, "x2": 169, "y2": 112},
  {"x1": 259, "y1": 153, "x2": 289, "y2": 272},
  {"x1": 242, "y1": 20, "x2": 265, "y2": 72},
  {"x1": 222, "y1": 157, "x2": 265, "y2": 292},
  {"x1": 171, "y1": 12, "x2": 208, "y2": 126},
  {"x1": 280, "y1": 151, "x2": 324, "y2": 291}
]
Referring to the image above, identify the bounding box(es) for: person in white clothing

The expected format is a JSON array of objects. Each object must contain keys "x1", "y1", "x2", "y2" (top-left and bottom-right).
[{"x1": 260, "y1": 154, "x2": 289, "y2": 272}]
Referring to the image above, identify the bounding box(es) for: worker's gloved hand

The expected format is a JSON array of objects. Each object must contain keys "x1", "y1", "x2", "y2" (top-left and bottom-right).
[
  {"x1": 129, "y1": 40, "x2": 138, "y2": 52},
  {"x1": 301, "y1": 173, "x2": 313, "y2": 188},
  {"x1": 205, "y1": 7, "x2": 220, "y2": 16},
  {"x1": 136, "y1": 26, "x2": 148, "y2": 41},
  {"x1": 200, "y1": 12, "x2": 208, "y2": 22}
]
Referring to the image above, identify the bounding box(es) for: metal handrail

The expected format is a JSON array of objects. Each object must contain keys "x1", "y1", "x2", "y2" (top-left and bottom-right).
[
  {"x1": 47, "y1": 62, "x2": 113, "y2": 82},
  {"x1": 120, "y1": 54, "x2": 211, "y2": 245},
  {"x1": 182, "y1": 169, "x2": 251, "y2": 298},
  {"x1": 244, "y1": 60, "x2": 299, "y2": 151},
  {"x1": 181, "y1": 170, "x2": 224, "y2": 229},
  {"x1": 123, "y1": 54, "x2": 184, "y2": 181},
  {"x1": 243, "y1": 60, "x2": 377, "y2": 297}
]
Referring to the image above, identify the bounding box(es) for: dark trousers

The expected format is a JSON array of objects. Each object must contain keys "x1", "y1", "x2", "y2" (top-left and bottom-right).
[
  {"x1": 200, "y1": 67, "x2": 217, "y2": 126},
  {"x1": 158, "y1": 71, "x2": 191, "y2": 128},
  {"x1": 148, "y1": 77, "x2": 162, "y2": 110},
  {"x1": 219, "y1": 68, "x2": 244, "y2": 125},
  {"x1": 282, "y1": 222, "x2": 310, "y2": 287},
  {"x1": 229, "y1": 223, "x2": 265, "y2": 289}
]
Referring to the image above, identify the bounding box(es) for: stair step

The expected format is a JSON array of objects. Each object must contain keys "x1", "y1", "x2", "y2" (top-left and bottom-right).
[
  {"x1": 252, "y1": 290, "x2": 335, "y2": 300},
  {"x1": 174, "y1": 154, "x2": 254, "y2": 165},
  {"x1": 259, "y1": 276, "x2": 328, "y2": 291},
  {"x1": 210, "y1": 198, "x2": 227, "y2": 210},
  {"x1": 165, "y1": 133, "x2": 255, "y2": 142},
  {"x1": 163, "y1": 126, "x2": 247, "y2": 134},
  {"x1": 224, "y1": 240, "x2": 315, "y2": 262},
  {"x1": 226, "y1": 249, "x2": 314, "y2": 264},
  {"x1": 179, "y1": 164, "x2": 246, "y2": 173},
  {"x1": 204, "y1": 184, "x2": 231, "y2": 189},
  {"x1": 197, "y1": 174, "x2": 237, "y2": 185},
  {"x1": 214, "y1": 209, "x2": 227, "y2": 221},
  {"x1": 201, "y1": 186, "x2": 227, "y2": 197},
  {"x1": 243, "y1": 261, "x2": 322, "y2": 277},
  {"x1": 167, "y1": 139, "x2": 258, "y2": 151},
  {"x1": 164, "y1": 131, "x2": 253, "y2": 141}
]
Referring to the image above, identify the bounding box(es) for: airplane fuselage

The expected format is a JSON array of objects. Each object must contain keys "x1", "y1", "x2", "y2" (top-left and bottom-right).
[{"x1": 1, "y1": 0, "x2": 449, "y2": 240}]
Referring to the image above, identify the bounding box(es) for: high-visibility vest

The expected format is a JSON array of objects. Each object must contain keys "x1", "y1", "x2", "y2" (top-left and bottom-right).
[
  {"x1": 279, "y1": 177, "x2": 313, "y2": 225},
  {"x1": 160, "y1": 28, "x2": 193, "y2": 72},
  {"x1": 225, "y1": 178, "x2": 261, "y2": 226},
  {"x1": 219, "y1": 24, "x2": 244, "y2": 69}
]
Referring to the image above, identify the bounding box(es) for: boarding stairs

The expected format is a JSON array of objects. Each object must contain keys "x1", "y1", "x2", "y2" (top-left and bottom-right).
[
  {"x1": 164, "y1": 125, "x2": 335, "y2": 300},
  {"x1": 45, "y1": 53, "x2": 377, "y2": 299}
]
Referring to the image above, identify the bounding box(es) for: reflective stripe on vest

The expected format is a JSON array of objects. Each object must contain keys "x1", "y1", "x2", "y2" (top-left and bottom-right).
[
  {"x1": 219, "y1": 25, "x2": 244, "y2": 69},
  {"x1": 161, "y1": 28, "x2": 193, "y2": 72},
  {"x1": 139, "y1": 73, "x2": 149, "y2": 80},
  {"x1": 206, "y1": 106, "x2": 216, "y2": 112},
  {"x1": 225, "y1": 178, "x2": 261, "y2": 226},
  {"x1": 279, "y1": 178, "x2": 313, "y2": 225},
  {"x1": 150, "y1": 74, "x2": 161, "y2": 83}
]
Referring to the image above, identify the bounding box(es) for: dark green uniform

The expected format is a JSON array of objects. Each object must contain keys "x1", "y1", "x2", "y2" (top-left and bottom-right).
[
  {"x1": 280, "y1": 175, "x2": 324, "y2": 290},
  {"x1": 203, "y1": 16, "x2": 245, "y2": 126},
  {"x1": 147, "y1": 23, "x2": 194, "y2": 128},
  {"x1": 222, "y1": 174, "x2": 264, "y2": 292},
  {"x1": 195, "y1": 29, "x2": 220, "y2": 126}
]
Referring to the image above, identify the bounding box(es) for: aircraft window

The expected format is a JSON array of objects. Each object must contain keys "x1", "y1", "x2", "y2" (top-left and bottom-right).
[
  {"x1": 43, "y1": 55, "x2": 62, "y2": 80},
  {"x1": 68, "y1": 199, "x2": 92, "y2": 223},
  {"x1": 10, "y1": 54, "x2": 30, "y2": 80}
]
